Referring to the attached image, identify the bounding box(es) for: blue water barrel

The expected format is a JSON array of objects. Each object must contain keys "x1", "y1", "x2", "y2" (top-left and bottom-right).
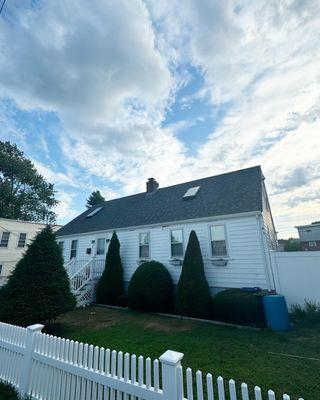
[{"x1": 263, "y1": 295, "x2": 290, "y2": 332}]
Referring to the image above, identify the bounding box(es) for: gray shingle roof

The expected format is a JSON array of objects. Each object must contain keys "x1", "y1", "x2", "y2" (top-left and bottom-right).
[{"x1": 57, "y1": 166, "x2": 263, "y2": 236}]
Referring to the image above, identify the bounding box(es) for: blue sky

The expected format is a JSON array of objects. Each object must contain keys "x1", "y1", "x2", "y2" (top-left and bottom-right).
[{"x1": 0, "y1": 0, "x2": 319, "y2": 238}]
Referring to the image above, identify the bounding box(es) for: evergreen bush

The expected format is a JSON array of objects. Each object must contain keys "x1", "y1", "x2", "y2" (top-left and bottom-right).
[
  {"x1": 0, "y1": 226, "x2": 76, "y2": 326},
  {"x1": 212, "y1": 289, "x2": 265, "y2": 326},
  {"x1": 96, "y1": 232, "x2": 124, "y2": 305},
  {"x1": 128, "y1": 261, "x2": 174, "y2": 312},
  {"x1": 175, "y1": 230, "x2": 212, "y2": 318}
]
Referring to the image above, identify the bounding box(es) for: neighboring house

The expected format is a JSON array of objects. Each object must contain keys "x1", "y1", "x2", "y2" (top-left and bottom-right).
[
  {"x1": 0, "y1": 218, "x2": 61, "y2": 285},
  {"x1": 295, "y1": 221, "x2": 320, "y2": 251},
  {"x1": 57, "y1": 166, "x2": 278, "y2": 304}
]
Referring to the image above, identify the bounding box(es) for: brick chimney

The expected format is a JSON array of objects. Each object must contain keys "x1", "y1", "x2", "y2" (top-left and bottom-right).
[{"x1": 146, "y1": 178, "x2": 159, "y2": 194}]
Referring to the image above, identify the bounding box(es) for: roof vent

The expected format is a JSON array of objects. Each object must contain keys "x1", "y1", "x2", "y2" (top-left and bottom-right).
[
  {"x1": 86, "y1": 206, "x2": 103, "y2": 218},
  {"x1": 183, "y1": 186, "x2": 200, "y2": 199},
  {"x1": 146, "y1": 178, "x2": 159, "y2": 194}
]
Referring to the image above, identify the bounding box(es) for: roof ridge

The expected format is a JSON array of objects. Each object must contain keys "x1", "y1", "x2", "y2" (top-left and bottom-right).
[{"x1": 95, "y1": 165, "x2": 262, "y2": 206}]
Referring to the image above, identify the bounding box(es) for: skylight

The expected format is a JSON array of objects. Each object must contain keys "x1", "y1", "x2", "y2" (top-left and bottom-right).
[
  {"x1": 86, "y1": 207, "x2": 103, "y2": 218},
  {"x1": 183, "y1": 186, "x2": 200, "y2": 198}
]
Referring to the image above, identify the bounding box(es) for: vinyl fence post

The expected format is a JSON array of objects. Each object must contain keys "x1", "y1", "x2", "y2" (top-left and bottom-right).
[
  {"x1": 19, "y1": 323, "x2": 44, "y2": 398},
  {"x1": 160, "y1": 350, "x2": 184, "y2": 400}
]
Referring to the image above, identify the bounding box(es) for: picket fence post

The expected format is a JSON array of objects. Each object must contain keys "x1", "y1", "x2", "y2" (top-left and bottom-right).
[
  {"x1": 160, "y1": 350, "x2": 184, "y2": 400},
  {"x1": 19, "y1": 323, "x2": 44, "y2": 398}
]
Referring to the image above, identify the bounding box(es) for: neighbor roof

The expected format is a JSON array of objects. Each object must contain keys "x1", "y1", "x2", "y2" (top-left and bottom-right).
[{"x1": 57, "y1": 166, "x2": 263, "y2": 236}]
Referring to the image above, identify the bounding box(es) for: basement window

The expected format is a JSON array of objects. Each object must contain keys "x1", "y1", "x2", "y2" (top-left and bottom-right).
[
  {"x1": 86, "y1": 207, "x2": 103, "y2": 218},
  {"x1": 183, "y1": 186, "x2": 200, "y2": 199}
]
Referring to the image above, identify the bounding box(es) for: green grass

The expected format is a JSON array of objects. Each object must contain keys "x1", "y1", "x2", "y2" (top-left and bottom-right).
[
  {"x1": 0, "y1": 382, "x2": 19, "y2": 400},
  {"x1": 46, "y1": 306, "x2": 320, "y2": 400}
]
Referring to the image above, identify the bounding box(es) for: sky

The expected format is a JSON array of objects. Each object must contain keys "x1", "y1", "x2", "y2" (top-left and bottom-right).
[{"x1": 0, "y1": 0, "x2": 319, "y2": 238}]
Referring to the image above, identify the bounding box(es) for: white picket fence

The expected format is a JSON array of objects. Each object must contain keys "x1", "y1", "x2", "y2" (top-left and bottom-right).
[{"x1": 0, "y1": 321, "x2": 304, "y2": 400}]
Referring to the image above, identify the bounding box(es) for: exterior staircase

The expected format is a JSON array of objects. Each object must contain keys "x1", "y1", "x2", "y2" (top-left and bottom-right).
[{"x1": 65, "y1": 258, "x2": 104, "y2": 307}]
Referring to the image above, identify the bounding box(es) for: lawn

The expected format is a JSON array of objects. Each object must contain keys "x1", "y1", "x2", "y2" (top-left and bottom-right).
[{"x1": 46, "y1": 306, "x2": 319, "y2": 400}]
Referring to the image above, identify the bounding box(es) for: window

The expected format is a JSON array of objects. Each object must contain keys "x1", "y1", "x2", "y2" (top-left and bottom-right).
[
  {"x1": 183, "y1": 186, "x2": 200, "y2": 198},
  {"x1": 70, "y1": 240, "x2": 78, "y2": 259},
  {"x1": 139, "y1": 232, "x2": 150, "y2": 259},
  {"x1": 58, "y1": 241, "x2": 64, "y2": 251},
  {"x1": 96, "y1": 238, "x2": 106, "y2": 255},
  {"x1": 309, "y1": 241, "x2": 317, "y2": 247},
  {"x1": 17, "y1": 233, "x2": 27, "y2": 248},
  {"x1": 210, "y1": 225, "x2": 227, "y2": 257},
  {"x1": 86, "y1": 207, "x2": 103, "y2": 218},
  {"x1": 171, "y1": 229, "x2": 183, "y2": 258},
  {"x1": 0, "y1": 265, "x2": 2, "y2": 275},
  {"x1": 0, "y1": 232, "x2": 10, "y2": 248}
]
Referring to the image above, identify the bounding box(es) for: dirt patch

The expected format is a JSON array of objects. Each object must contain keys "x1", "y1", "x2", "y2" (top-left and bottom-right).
[{"x1": 144, "y1": 320, "x2": 193, "y2": 333}]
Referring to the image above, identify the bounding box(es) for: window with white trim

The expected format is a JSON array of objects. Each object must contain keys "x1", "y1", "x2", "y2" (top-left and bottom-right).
[
  {"x1": 139, "y1": 232, "x2": 150, "y2": 259},
  {"x1": 17, "y1": 233, "x2": 27, "y2": 248},
  {"x1": 171, "y1": 229, "x2": 183, "y2": 258},
  {"x1": 70, "y1": 240, "x2": 78, "y2": 259},
  {"x1": 58, "y1": 241, "x2": 64, "y2": 251},
  {"x1": 96, "y1": 238, "x2": 106, "y2": 255},
  {"x1": 210, "y1": 225, "x2": 227, "y2": 257},
  {"x1": 0, "y1": 265, "x2": 2, "y2": 275},
  {"x1": 309, "y1": 241, "x2": 317, "y2": 247},
  {"x1": 0, "y1": 232, "x2": 10, "y2": 248}
]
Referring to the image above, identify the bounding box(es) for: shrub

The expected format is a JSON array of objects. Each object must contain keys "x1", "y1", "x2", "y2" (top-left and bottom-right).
[
  {"x1": 290, "y1": 301, "x2": 320, "y2": 324},
  {"x1": 0, "y1": 226, "x2": 76, "y2": 327},
  {"x1": 96, "y1": 232, "x2": 124, "y2": 306},
  {"x1": 0, "y1": 382, "x2": 19, "y2": 400},
  {"x1": 212, "y1": 289, "x2": 265, "y2": 326},
  {"x1": 175, "y1": 230, "x2": 212, "y2": 318},
  {"x1": 128, "y1": 261, "x2": 174, "y2": 312}
]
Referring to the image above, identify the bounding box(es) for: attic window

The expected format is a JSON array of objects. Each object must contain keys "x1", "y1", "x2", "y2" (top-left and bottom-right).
[
  {"x1": 183, "y1": 186, "x2": 200, "y2": 199},
  {"x1": 86, "y1": 207, "x2": 103, "y2": 218}
]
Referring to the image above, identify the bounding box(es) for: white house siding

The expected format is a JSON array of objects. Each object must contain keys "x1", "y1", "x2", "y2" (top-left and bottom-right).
[
  {"x1": 0, "y1": 218, "x2": 61, "y2": 285},
  {"x1": 58, "y1": 214, "x2": 270, "y2": 291}
]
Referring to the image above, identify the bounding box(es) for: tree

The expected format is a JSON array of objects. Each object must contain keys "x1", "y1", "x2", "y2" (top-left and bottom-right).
[
  {"x1": 0, "y1": 141, "x2": 57, "y2": 223},
  {"x1": 175, "y1": 230, "x2": 212, "y2": 318},
  {"x1": 96, "y1": 232, "x2": 124, "y2": 305},
  {"x1": 0, "y1": 226, "x2": 75, "y2": 326},
  {"x1": 86, "y1": 190, "x2": 105, "y2": 208}
]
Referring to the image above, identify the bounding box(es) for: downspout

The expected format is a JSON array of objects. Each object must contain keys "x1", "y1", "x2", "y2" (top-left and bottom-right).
[{"x1": 256, "y1": 214, "x2": 276, "y2": 291}]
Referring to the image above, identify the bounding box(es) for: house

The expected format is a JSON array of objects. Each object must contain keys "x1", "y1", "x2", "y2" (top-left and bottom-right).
[
  {"x1": 57, "y1": 166, "x2": 278, "y2": 305},
  {"x1": 0, "y1": 218, "x2": 61, "y2": 285},
  {"x1": 295, "y1": 221, "x2": 320, "y2": 251}
]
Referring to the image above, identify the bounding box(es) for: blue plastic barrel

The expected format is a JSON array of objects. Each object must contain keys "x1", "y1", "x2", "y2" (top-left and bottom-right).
[{"x1": 263, "y1": 295, "x2": 290, "y2": 332}]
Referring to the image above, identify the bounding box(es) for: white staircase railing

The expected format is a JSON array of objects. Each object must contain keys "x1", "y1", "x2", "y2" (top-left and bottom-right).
[
  {"x1": 65, "y1": 258, "x2": 105, "y2": 306},
  {"x1": 69, "y1": 258, "x2": 93, "y2": 294}
]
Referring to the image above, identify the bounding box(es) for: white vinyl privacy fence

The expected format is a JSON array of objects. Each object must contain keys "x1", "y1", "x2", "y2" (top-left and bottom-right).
[{"x1": 0, "y1": 321, "x2": 304, "y2": 400}]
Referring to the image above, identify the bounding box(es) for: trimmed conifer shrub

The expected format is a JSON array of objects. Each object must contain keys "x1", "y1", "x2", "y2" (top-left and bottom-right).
[
  {"x1": 96, "y1": 232, "x2": 124, "y2": 305},
  {"x1": 128, "y1": 261, "x2": 174, "y2": 312},
  {"x1": 0, "y1": 226, "x2": 76, "y2": 327},
  {"x1": 175, "y1": 230, "x2": 212, "y2": 318}
]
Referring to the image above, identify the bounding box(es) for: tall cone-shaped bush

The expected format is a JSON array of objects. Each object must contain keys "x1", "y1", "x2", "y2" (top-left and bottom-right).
[{"x1": 175, "y1": 230, "x2": 212, "y2": 318}]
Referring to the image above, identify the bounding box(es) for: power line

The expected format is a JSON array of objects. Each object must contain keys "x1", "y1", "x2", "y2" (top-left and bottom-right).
[{"x1": 0, "y1": 0, "x2": 7, "y2": 15}]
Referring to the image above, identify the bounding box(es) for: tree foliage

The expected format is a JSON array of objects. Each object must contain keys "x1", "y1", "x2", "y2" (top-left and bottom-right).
[
  {"x1": 0, "y1": 141, "x2": 57, "y2": 223},
  {"x1": 0, "y1": 226, "x2": 76, "y2": 326},
  {"x1": 128, "y1": 261, "x2": 174, "y2": 312},
  {"x1": 175, "y1": 230, "x2": 212, "y2": 318},
  {"x1": 96, "y1": 232, "x2": 124, "y2": 305},
  {"x1": 86, "y1": 190, "x2": 105, "y2": 208}
]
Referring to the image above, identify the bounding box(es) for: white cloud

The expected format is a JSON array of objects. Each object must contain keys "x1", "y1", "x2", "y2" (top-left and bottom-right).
[
  {"x1": 54, "y1": 191, "x2": 78, "y2": 223},
  {"x1": 1, "y1": 0, "x2": 320, "y2": 236}
]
